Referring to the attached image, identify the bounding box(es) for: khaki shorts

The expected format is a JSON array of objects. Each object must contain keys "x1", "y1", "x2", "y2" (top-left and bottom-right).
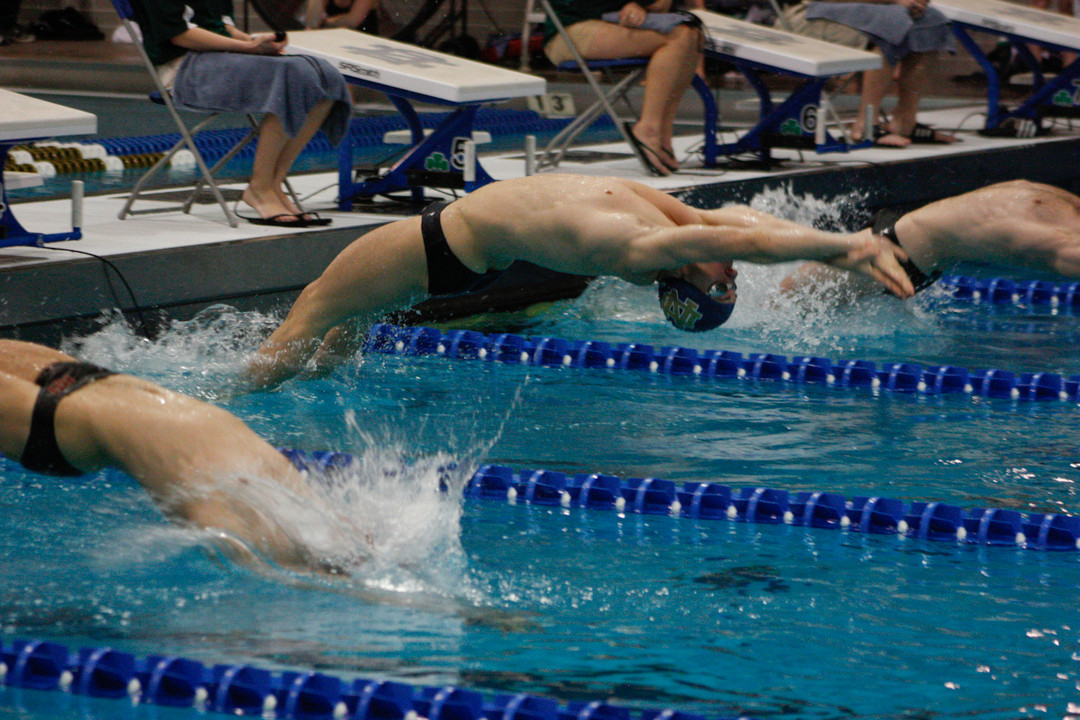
[
  {"x1": 543, "y1": 19, "x2": 610, "y2": 66},
  {"x1": 780, "y1": 2, "x2": 870, "y2": 51},
  {"x1": 155, "y1": 56, "x2": 186, "y2": 91}
]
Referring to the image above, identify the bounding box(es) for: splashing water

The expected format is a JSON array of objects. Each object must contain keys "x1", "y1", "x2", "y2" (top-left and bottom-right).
[
  {"x1": 47, "y1": 306, "x2": 518, "y2": 603},
  {"x1": 747, "y1": 183, "x2": 870, "y2": 231},
  {"x1": 63, "y1": 305, "x2": 280, "y2": 400},
  {"x1": 277, "y1": 437, "x2": 474, "y2": 597}
]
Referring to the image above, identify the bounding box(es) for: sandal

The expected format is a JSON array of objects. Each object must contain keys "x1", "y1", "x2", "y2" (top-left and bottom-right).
[
  {"x1": 239, "y1": 212, "x2": 308, "y2": 228},
  {"x1": 299, "y1": 212, "x2": 333, "y2": 227},
  {"x1": 866, "y1": 125, "x2": 909, "y2": 148},
  {"x1": 907, "y1": 123, "x2": 958, "y2": 144},
  {"x1": 623, "y1": 122, "x2": 671, "y2": 176}
]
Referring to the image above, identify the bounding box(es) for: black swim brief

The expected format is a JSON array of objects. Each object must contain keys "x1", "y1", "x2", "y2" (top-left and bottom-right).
[
  {"x1": 20, "y1": 361, "x2": 116, "y2": 477},
  {"x1": 871, "y1": 209, "x2": 942, "y2": 294},
  {"x1": 422, "y1": 201, "x2": 502, "y2": 297}
]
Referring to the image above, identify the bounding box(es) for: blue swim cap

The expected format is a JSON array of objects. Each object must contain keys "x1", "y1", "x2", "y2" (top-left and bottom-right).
[{"x1": 657, "y1": 276, "x2": 735, "y2": 332}]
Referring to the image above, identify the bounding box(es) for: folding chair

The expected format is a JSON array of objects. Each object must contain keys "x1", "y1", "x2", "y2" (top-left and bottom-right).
[
  {"x1": 110, "y1": 0, "x2": 265, "y2": 227},
  {"x1": 520, "y1": 0, "x2": 717, "y2": 172}
]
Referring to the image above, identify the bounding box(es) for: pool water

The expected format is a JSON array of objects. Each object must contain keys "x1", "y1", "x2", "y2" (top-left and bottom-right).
[{"x1": 2, "y1": 191, "x2": 1080, "y2": 720}]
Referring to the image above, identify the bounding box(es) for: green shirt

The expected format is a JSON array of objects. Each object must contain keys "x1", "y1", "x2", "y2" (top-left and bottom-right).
[
  {"x1": 132, "y1": 0, "x2": 235, "y2": 66},
  {"x1": 544, "y1": 0, "x2": 629, "y2": 41}
]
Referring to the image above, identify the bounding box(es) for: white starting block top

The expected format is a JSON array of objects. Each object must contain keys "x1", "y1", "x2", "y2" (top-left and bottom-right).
[
  {"x1": 0, "y1": 88, "x2": 97, "y2": 143},
  {"x1": 285, "y1": 29, "x2": 546, "y2": 105},
  {"x1": 935, "y1": 0, "x2": 1080, "y2": 51},
  {"x1": 690, "y1": 9, "x2": 882, "y2": 77}
]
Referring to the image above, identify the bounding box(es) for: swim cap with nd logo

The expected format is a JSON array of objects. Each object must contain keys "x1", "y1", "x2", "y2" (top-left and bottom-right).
[{"x1": 657, "y1": 276, "x2": 734, "y2": 332}]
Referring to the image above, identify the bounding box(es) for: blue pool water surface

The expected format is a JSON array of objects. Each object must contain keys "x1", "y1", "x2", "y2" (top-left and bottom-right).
[{"x1": 2, "y1": 191, "x2": 1080, "y2": 720}]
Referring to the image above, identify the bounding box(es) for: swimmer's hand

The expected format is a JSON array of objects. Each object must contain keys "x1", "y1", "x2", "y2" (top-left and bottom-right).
[{"x1": 825, "y1": 231, "x2": 915, "y2": 299}]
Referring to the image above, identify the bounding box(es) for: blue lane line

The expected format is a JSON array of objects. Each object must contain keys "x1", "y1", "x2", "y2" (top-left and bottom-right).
[
  {"x1": 939, "y1": 275, "x2": 1080, "y2": 308},
  {"x1": 280, "y1": 449, "x2": 1080, "y2": 553},
  {"x1": 0, "y1": 639, "x2": 752, "y2": 720},
  {"x1": 362, "y1": 323, "x2": 1080, "y2": 404}
]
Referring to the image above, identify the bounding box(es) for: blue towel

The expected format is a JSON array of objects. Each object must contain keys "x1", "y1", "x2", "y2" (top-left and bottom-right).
[
  {"x1": 600, "y1": 10, "x2": 696, "y2": 34},
  {"x1": 806, "y1": 2, "x2": 954, "y2": 64},
  {"x1": 173, "y1": 51, "x2": 352, "y2": 145}
]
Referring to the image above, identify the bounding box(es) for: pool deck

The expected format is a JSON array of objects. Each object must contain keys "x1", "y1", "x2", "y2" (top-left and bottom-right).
[{"x1": 3, "y1": 98, "x2": 1080, "y2": 344}]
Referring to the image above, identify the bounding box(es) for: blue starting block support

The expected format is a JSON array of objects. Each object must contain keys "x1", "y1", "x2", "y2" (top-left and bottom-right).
[
  {"x1": 0, "y1": 89, "x2": 96, "y2": 248},
  {"x1": 691, "y1": 10, "x2": 881, "y2": 166},
  {"x1": 285, "y1": 29, "x2": 545, "y2": 208},
  {"x1": 936, "y1": 0, "x2": 1080, "y2": 135}
]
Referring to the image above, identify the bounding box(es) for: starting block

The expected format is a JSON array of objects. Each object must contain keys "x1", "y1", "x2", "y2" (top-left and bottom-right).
[
  {"x1": 0, "y1": 89, "x2": 96, "y2": 248},
  {"x1": 691, "y1": 10, "x2": 882, "y2": 165},
  {"x1": 286, "y1": 29, "x2": 545, "y2": 208},
  {"x1": 936, "y1": 0, "x2": 1080, "y2": 135}
]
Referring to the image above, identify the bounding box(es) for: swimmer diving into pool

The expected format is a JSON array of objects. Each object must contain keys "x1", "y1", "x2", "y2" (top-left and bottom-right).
[
  {"x1": 247, "y1": 174, "x2": 915, "y2": 390},
  {"x1": 783, "y1": 180, "x2": 1080, "y2": 294},
  {"x1": 0, "y1": 339, "x2": 342, "y2": 572}
]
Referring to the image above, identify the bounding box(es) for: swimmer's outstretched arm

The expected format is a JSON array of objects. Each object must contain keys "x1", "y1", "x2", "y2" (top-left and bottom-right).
[{"x1": 625, "y1": 211, "x2": 914, "y2": 297}]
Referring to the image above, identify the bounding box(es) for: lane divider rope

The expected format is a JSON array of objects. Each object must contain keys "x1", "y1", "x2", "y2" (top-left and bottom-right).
[
  {"x1": 279, "y1": 449, "x2": 1080, "y2": 553},
  {"x1": 361, "y1": 323, "x2": 1080, "y2": 404},
  {"x1": 940, "y1": 275, "x2": 1080, "y2": 308},
  {"x1": 12, "y1": 108, "x2": 583, "y2": 180},
  {"x1": 0, "y1": 639, "x2": 750, "y2": 720}
]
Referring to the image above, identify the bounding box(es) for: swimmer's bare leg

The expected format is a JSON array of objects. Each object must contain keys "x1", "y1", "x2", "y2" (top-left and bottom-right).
[{"x1": 0, "y1": 340, "x2": 76, "y2": 380}]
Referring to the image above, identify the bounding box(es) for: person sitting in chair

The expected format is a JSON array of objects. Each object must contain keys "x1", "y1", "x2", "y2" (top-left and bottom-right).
[
  {"x1": 781, "y1": 0, "x2": 957, "y2": 147},
  {"x1": 542, "y1": 0, "x2": 705, "y2": 175},
  {"x1": 133, "y1": 0, "x2": 353, "y2": 227}
]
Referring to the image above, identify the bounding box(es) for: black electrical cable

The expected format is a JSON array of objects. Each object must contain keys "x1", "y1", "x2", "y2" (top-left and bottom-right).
[{"x1": 38, "y1": 245, "x2": 154, "y2": 341}]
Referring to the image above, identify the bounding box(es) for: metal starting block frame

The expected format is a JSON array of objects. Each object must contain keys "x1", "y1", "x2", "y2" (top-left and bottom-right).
[
  {"x1": 286, "y1": 29, "x2": 545, "y2": 208},
  {"x1": 691, "y1": 10, "x2": 882, "y2": 165}
]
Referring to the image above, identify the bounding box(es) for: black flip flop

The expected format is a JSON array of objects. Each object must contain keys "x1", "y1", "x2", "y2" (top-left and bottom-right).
[
  {"x1": 907, "y1": 123, "x2": 958, "y2": 144},
  {"x1": 622, "y1": 122, "x2": 669, "y2": 176},
  {"x1": 299, "y1": 212, "x2": 333, "y2": 227},
  {"x1": 241, "y1": 212, "x2": 308, "y2": 228},
  {"x1": 660, "y1": 146, "x2": 680, "y2": 173}
]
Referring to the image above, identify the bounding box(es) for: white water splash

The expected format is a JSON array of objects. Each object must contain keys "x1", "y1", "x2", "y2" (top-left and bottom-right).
[
  {"x1": 63, "y1": 305, "x2": 279, "y2": 400},
  {"x1": 52, "y1": 307, "x2": 535, "y2": 602},
  {"x1": 747, "y1": 183, "x2": 870, "y2": 231}
]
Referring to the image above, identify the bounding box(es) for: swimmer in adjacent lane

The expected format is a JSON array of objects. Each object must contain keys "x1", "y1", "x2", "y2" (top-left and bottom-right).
[
  {"x1": 247, "y1": 174, "x2": 915, "y2": 390},
  {"x1": 783, "y1": 180, "x2": 1080, "y2": 295},
  {"x1": 0, "y1": 339, "x2": 341, "y2": 571}
]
